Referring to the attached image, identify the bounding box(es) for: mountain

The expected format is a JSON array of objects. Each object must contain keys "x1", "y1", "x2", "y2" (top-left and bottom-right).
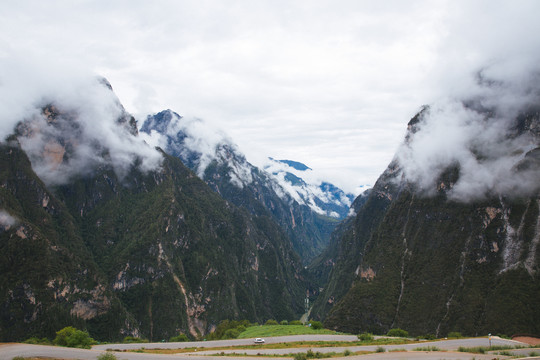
[
  {"x1": 311, "y1": 80, "x2": 540, "y2": 337},
  {"x1": 265, "y1": 158, "x2": 357, "y2": 219},
  {"x1": 0, "y1": 81, "x2": 305, "y2": 342},
  {"x1": 140, "y1": 110, "x2": 344, "y2": 262}
]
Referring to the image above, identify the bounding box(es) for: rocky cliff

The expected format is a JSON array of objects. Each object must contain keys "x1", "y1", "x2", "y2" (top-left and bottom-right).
[
  {"x1": 312, "y1": 80, "x2": 540, "y2": 336},
  {"x1": 0, "y1": 81, "x2": 305, "y2": 342}
]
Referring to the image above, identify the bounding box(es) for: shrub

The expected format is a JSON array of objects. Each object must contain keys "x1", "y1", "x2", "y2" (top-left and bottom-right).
[
  {"x1": 123, "y1": 336, "x2": 148, "y2": 343},
  {"x1": 376, "y1": 346, "x2": 385, "y2": 352},
  {"x1": 293, "y1": 353, "x2": 307, "y2": 360},
  {"x1": 222, "y1": 328, "x2": 241, "y2": 339},
  {"x1": 97, "y1": 352, "x2": 118, "y2": 360},
  {"x1": 24, "y1": 337, "x2": 50, "y2": 345},
  {"x1": 448, "y1": 331, "x2": 462, "y2": 338},
  {"x1": 358, "y1": 332, "x2": 374, "y2": 341},
  {"x1": 309, "y1": 321, "x2": 323, "y2": 330},
  {"x1": 343, "y1": 349, "x2": 352, "y2": 356},
  {"x1": 458, "y1": 346, "x2": 486, "y2": 354},
  {"x1": 53, "y1": 326, "x2": 96, "y2": 349},
  {"x1": 289, "y1": 320, "x2": 303, "y2": 325},
  {"x1": 236, "y1": 325, "x2": 247, "y2": 333},
  {"x1": 386, "y1": 328, "x2": 409, "y2": 338},
  {"x1": 280, "y1": 320, "x2": 289, "y2": 325},
  {"x1": 305, "y1": 349, "x2": 325, "y2": 358},
  {"x1": 207, "y1": 319, "x2": 251, "y2": 340},
  {"x1": 265, "y1": 319, "x2": 279, "y2": 325},
  {"x1": 423, "y1": 333, "x2": 436, "y2": 340},
  {"x1": 169, "y1": 333, "x2": 189, "y2": 342},
  {"x1": 414, "y1": 346, "x2": 440, "y2": 351}
]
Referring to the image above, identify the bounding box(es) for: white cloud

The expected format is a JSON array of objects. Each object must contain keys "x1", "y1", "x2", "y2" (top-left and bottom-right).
[
  {"x1": 396, "y1": 63, "x2": 540, "y2": 201},
  {"x1": 1, "y1": 1, "x2": 540, "y2": 193},
  {"x1": 0, "y1": 58, "x2": 162, "y2": 185},
  {"x1": 0, "y1": 209, "x2": 18, "y2": 228}
]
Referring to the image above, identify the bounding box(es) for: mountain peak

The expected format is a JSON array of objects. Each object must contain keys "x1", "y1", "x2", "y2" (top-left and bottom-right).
[
  {"x1": 265, "y1": 158, "x2": 355, "y2": 219},
  {"x1": 270, "y1": 158, "x2": 312, "y2": 171},
  {"x1": 140, "y1": 109, "x2": 181, "y2": 135}
]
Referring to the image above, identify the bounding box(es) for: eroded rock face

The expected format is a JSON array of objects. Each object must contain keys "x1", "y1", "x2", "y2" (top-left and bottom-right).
[{"x1": 314, "y1": 104, "x2": 540, "y2": 337}]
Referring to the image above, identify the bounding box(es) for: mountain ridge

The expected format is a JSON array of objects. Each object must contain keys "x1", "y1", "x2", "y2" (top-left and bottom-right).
[
  {"x1": 311, "y1": 86, "x2": 540, "y2": 336},
  {"x1": 0, "y1": 83, "x2": 306, "y2": 341},
  {"x1": 140, "y1": 109, "x2": 351, "y2": 262}
]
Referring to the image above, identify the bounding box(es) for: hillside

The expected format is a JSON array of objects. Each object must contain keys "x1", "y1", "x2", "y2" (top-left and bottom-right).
[
  {"x1": 311, "y1": 80, "x2": 540, "y2": 336},
  {"x1": 140, "y1": 110, "x2": 343, "y2": 262},
  {"x1": 0, "y1": 80, "x2": 306, "y2": 342}
]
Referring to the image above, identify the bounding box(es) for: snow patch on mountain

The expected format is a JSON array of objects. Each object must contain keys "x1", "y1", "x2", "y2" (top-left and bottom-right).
[
  {"x1": 141, "y1": 110, "x2": 360, "y2": 219},
  {"x1": 264, "y1": 158, "x2": 357, "y2": 219},
  {"x1": 140, "y1": 110, "x2": 254, "y2": 187}
]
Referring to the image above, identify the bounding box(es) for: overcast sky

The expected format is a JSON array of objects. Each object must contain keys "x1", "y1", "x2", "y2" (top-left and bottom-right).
[{"x1": 1, "y1": 0, "x2": 540, "y2": 194}]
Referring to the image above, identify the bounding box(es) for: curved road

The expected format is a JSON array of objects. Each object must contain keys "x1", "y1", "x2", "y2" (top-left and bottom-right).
[{"x1": 1, "y1": 335, "x2": 536, "y2": 360}]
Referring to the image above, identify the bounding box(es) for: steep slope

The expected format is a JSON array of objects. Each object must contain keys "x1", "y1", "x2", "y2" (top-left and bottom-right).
[
  {"x1": 0, "y1": 80, "x2": 305, "y2": 342},
  {"x1": 140, "y1": 110, "x2": 340, "y2": 262},
  {"x1": 313, "y1": 79, "x2": 540, "y2": 337},
  {"x1": 0, "y1": 139, "x2": 135, "y2": 341},
  {"x1": 55, "y1": 151, "x2": 305, "y2": 340}
]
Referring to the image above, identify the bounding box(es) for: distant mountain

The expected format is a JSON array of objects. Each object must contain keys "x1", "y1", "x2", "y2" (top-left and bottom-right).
[
  {"x1": 140, "y1": 110, "x2": 346, "y2": 262},
  {"x1": 273, "y1": 159, "x2": 312, "y2": 171},
  {"x1": 310, "y1": 82, "x2": 540, "y2": 337},
  {"x1": 265, "y1": 158, "x2": 357, "y2": 219},
  {"x1": 0, "y1": 81, "x2": 305, "y2": 342}
]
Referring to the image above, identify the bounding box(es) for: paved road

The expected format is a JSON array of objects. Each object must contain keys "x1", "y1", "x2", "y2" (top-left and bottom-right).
[
  {"x1": 189, "y1": 336, "x2": 527, "y2": 356},
  {"x1": 0, "y1": 343, "x2": 270, "y2": 360},
  {"x1": 93, "y1": 334, "x2": 359, "y2": 351},
  {"x1": 1, "y1": 335, "x2": 535, "y2": 360}
]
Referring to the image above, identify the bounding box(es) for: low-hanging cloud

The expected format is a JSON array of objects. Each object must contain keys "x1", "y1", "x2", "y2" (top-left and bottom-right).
[
  {"x1": 0, "y1": 209, "x2": 18, "y2": 228},
  {"x1": 0, "y1": 59, "x2": 162, "y2": 186},
  {"x1": 396, "y1": 61, "x2": 540, "y2": 202},
  {"x1": 140, "y1": 110, "x2": 251, "y2": 184}
]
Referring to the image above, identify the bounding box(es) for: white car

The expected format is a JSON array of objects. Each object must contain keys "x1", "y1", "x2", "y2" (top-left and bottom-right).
[{"x1": 254, "y1": 338, "x2": 265, "y2": 344}]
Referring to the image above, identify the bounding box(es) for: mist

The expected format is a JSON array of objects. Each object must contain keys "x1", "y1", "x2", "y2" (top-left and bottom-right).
[
  {"x1": 0, "y1": 210, "x2": 18, "y2": 229},
  {"x1": 0, "y1": 60, "x2": 162, "y2": 185},
  {"x1": 396, "y1": 61, "x2": 540, "y2": 201}
]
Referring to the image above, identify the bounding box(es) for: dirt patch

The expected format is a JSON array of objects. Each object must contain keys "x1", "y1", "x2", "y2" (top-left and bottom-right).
[{"x1": 513, "y1": 336, "x2": 540, "y2": 346}]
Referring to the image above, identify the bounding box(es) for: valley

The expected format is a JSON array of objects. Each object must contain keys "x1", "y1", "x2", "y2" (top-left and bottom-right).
[{"x1": 1, "y1": 71, "x2": 539, "y2": 344}]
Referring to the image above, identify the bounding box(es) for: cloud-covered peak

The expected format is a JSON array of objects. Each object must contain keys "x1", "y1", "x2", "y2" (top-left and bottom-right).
[
  {"x1": 2, "y1": 70, "x2": 163, "y2": 186},
  {"x1": 396, "y1": 63, "x2": 540, "y2": 202},
  {"x1": 140, "y1": 110, "x2": 253, "y2": 186},
  {"x1": 264, "y1": 157, "x2": 357, "y2": 218}
]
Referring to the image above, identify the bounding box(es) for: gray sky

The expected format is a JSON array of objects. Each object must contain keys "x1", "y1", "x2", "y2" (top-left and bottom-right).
[{"x1": 1, "y1": 0, "x2": 540, "y2": 194}]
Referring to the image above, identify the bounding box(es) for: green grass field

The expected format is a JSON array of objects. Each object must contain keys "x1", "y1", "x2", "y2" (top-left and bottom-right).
[{"x1": 237, "y1": 325, "x2": 341, "y2": 338}]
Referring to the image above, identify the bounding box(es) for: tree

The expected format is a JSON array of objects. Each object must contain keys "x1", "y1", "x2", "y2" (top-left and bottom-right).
[
  {"x1": 169, "y1": 333, "x2": 189, "y2": 342},
  {"x1": 358, "y1": 332, "x2": 374, "y2": 341},
  {"x1": 386, "y1": 328, "x2": 409, "y2": 338},
  {"x1": 309, "y1": 321, "x2": 323, "y2": 330},
  {"x1": 53, "y1": 326, "x2": 96, "y2": 349},
  {"x1": 97, "y1": 352, "x2": 117, "y2": 360}
]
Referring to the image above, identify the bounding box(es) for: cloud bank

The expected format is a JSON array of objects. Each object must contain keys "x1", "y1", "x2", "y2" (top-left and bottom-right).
[
  {"x1": 396, "y1": 62, "x2": 540, "y2": 201},
  {"x1": 0, "y1": 60, "x2": 162, "y2": 185},
  {"x1": 2, "y1": 1, "x2": 540, "y2": 193}
]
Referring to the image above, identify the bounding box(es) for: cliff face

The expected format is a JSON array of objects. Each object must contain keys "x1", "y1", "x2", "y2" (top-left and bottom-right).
[
  {"x1": 0, "y1": 86, "x2": 305, "y2": 342},
  {"x1": 54, "y1": 150, "x2": 305, "y2": 341},
  {"x1": 314, "y1": 102, "x2": 540, "y2": 337},
  {"x1": 0, "y1": 140, "x2": 132, "y2": 341}
]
